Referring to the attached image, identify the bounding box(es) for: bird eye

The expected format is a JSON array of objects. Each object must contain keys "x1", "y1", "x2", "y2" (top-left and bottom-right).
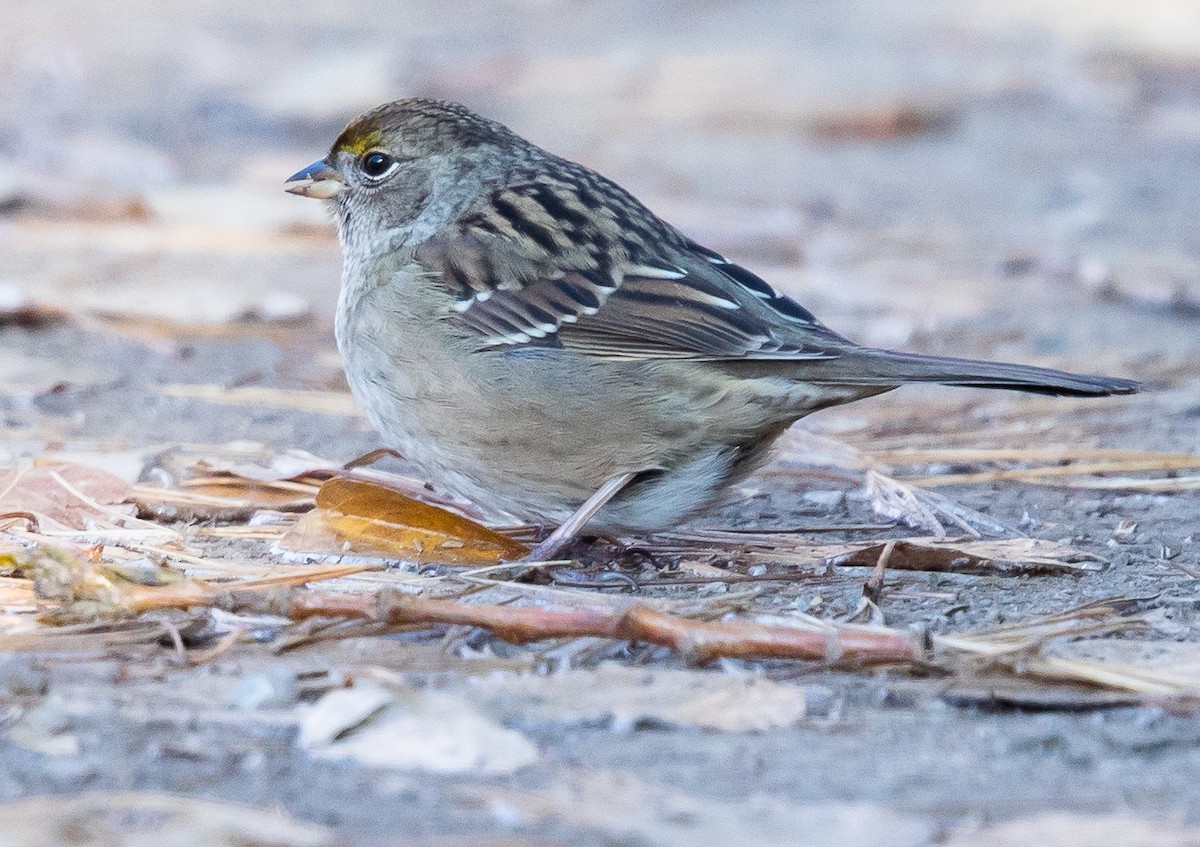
[{"x1": 360, "y1": 151, "x2": 396, "y2": 179}]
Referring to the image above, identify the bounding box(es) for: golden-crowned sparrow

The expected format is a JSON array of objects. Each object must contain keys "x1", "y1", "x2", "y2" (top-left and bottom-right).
[{"x1": 286, "y1": 98, "x2": 1137, "y2": 551}]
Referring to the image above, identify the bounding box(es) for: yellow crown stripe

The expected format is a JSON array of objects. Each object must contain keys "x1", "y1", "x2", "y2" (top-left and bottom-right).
[{"x1": 333, "y1": 122, "x2": 385, "y2": 157}]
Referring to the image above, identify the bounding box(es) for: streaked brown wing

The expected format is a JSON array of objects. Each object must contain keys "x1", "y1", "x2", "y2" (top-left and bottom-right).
[
  {"x1": 414, "y1": 178, "x2": 851, "y2": 361},
  {"x1": 554, "y1": 271, "x2": 835, "y2": 360}
]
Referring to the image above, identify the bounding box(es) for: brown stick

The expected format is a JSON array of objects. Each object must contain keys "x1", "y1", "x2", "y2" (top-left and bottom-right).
[
  {"x1": 0, "y1": 512, "x2": 40, "y2": 532},
  {"x1": 863, "y1": 539, "x2": 896, "y2": 606},
  {"x1": 617, "y1": 605, "x2": 920, "y2": 664},
  {"x1": 220, "y1": 588, "x2": 925, "y2": 668},
  {"x1": 341, "y1": 447, "x2": 407, "y2": 470}
]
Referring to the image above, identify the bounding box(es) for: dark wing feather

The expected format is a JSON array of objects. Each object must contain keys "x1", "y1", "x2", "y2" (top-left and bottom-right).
[{"x1": 413, "y1": 174, "x2": 851, "y2": 360}]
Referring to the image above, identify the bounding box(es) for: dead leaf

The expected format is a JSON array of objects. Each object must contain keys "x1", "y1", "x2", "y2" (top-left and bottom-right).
[
  {"x1": 809, "y1": 102, "x2": 958, "y2": 141},
  {"x1": 132, "y1": 444, "x2": 337, "y2": 519},
  {"x1": 0, "y1": 463, "x2": 134, "y2": 531},
  {"x1": 301, "y1": 682, "x2": 538, "y2": 774},
  {"x1": 944, "y1": 813, "x2": 1200, "y2": 847},
  {"x1": 278, "y1": 476, "x2": 528, "y2": 565},
  {"x1": 134, "y1": 480, "x2": 317, "y2": 521},
  {"x1": 33, "y1": 448, "x2": 154, "y2": 484},
  {"x1": 0, "y1": 285, "x2": 68, "y2": 329},
  {"x1": 191, "y1": 448, "x2": 336, "y2": 483},
  {"x1": 298, "y1": 682, "x2": 393, "y2": 747},
  {"x1": 470, "y1": 662, "x2": 806, "y2": 731},
  {"x1": 829, "y1": 538, "x2": 1103, "y2": 576},
  {"x1": 467, "y1": 770, "x2": 937, "y2": 847},
  {"x1": 0, "y1": 791, "x2": 335, "y2": 847}
]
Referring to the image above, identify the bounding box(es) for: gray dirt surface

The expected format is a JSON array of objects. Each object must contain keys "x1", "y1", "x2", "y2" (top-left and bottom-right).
[{"x1": 2, "y1": 2, "x2": 1200, "y2": 845}]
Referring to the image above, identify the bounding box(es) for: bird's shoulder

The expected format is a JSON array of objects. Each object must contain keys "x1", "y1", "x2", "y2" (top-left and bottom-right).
[{"x1": 413, "y1": 157, "x2": 848, "y2": 359}]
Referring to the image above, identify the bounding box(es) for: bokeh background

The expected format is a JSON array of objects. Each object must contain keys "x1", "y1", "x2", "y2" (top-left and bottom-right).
[{"x1": 3, "y1": 0, "x2": 1199, "y2": 369}]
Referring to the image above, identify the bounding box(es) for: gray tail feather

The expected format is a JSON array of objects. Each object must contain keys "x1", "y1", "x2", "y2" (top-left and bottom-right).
[{"x1": 815, "y1": 349, "x2": 1140, "y2": 398}]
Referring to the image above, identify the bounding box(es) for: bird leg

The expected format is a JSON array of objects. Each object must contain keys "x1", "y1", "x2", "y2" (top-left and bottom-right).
[{"x1": 523, "y1": 472, "x2": 636, "y2": 562}]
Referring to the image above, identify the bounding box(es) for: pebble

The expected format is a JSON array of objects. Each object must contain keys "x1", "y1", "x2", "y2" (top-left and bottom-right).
[
  {"x1": 227, "y1": 668, "x2": 300, "y2": 711},
  {"x1": 0, "y1": 656, "x2": 47, "y2": 697},
  {"x1": 802, "y1": 490, "x2": 844, "y2": 508}
]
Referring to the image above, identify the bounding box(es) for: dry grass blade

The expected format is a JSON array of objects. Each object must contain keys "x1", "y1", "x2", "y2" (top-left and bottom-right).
[
  {"x1": 835, "y1": 390, "x2": 1149, "y2": 446},
  {"x1": 1017, "y1": 475, "x2": 1200, "y2": 493},
  {"x1": 870, "y1": 446, "x2": 1200, "y2": 466},
  {"x1": 0, "y1": 619, "x2": 169, "y2": 653},
  {"x1": 936, "y1": 597, "x2": 1152, "y2": 657},
  {"x1": 864, "y1": 470, "x2": 1009, "y2": 537},
  {"x1": 278, "y1": 476, "x2": 528, "y2": 565},
  {"x1": 854, "y1": 424, "x2": 1200, "y2": 491},
  {"x1": 156, "y1": 384, "x2": 360, "y2": 416},
  {"x1": 765, "y1": 430, "x2": 1019, "y2": 540},
  {"x1": 185, "y1": 476, "x2": 321, "y2": 495},
  {"x1": 228, "y1": 563, "x2": 386, "y2": 592},
  {"x1": 1015, "y1": 656, "x2": 1200, "y2": 697},
  {"x1": 902, "y1": 452, "x2": 1200, "y2": 487},
  {"x1": 14, "y1": 540, "x2": 1199, "y2": 698},
  {"x1": 926, "y1": 598, "x2": 1200, "y2": 698},
  {"x1": 657, "y1": 532, "x2": 1098, "y2": 576}
]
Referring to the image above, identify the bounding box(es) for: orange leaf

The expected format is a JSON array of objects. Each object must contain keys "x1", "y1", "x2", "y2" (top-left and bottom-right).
[
  {"x1": 0, "y1": 464, "x2": 134, "y2": 531},
  {"x1": 279, "y1": 477, "x2": 528, "y2": 565}
]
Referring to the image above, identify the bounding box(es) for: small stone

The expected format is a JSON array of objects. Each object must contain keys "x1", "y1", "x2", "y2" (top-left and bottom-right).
[
  {"x1": 0, "y1": 283, "x2": 29, "y2": 312},
  {"x1": 802, "y1": 490, "x2": 844, "y2": 508},
  {"x1": 0, "y1": 656, "x2": 47, "y2": 697},
  {"x1": 244, "y1": 291, "x2": 311, "y2": 322},
  {"x1": 227, "y1": 668, "x2": 300, "y2": 711},
  {"x1": 9, "y1": 701, "x2": 80, "y2": 756},
  {"x1": 1111, "y1": 519, "x2": 1138, "y2": 542}
]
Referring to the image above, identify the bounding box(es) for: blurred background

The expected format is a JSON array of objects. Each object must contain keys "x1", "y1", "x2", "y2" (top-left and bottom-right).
[{"x1": 1, "y1": 0, "x2": 1197, "y2": 439}]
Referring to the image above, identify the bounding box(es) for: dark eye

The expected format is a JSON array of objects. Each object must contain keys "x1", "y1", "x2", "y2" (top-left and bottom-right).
[{"x1": 360, "y1": 151, "x2": 395, "y2": 178}]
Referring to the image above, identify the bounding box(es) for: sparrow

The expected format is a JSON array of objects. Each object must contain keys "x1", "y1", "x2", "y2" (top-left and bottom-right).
[{"x1": 286, "y1": 98, "x2": 1137, "y2": 556}]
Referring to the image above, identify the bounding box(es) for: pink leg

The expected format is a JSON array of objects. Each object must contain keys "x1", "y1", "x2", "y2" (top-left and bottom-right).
[{"x1": 523, "y1": 472, "x2": 636, "y2": 562}]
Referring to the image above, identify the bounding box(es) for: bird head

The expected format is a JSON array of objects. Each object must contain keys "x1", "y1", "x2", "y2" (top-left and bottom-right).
[{"x1": 286, "y1": 98, "x2": 521, "y2": 249}]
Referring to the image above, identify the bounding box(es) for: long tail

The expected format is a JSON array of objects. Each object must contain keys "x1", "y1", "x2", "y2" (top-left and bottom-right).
[{"x1": 811, "y1": 349, "x2": 1140, "y2": 397}]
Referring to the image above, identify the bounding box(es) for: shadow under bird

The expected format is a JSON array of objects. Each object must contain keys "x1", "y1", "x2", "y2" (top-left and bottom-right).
[{"x1": 286, "y1": 98, "x2": 1138, "y2": 559}]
